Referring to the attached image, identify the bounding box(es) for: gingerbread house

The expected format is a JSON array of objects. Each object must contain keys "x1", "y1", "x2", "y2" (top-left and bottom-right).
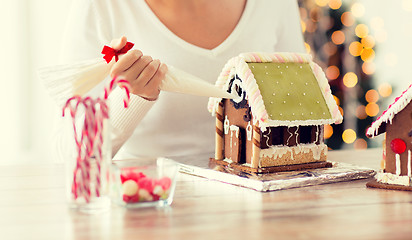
[
  {"x1": 208, "y1": 52, "x2": 342, "y2": 173},
  {"x1": 366, "y1": 84, "x2": 412, "y2": 190}
]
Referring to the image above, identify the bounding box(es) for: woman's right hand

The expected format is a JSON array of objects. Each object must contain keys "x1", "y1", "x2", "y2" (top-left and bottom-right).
[{"x1": 109, "y1": 36, "x2": 168, "y2": 101}]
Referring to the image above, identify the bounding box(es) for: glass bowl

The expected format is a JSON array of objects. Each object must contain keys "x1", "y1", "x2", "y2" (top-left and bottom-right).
[{"x1": 109, "y1": 157, "x2": 179, "y2": 208}]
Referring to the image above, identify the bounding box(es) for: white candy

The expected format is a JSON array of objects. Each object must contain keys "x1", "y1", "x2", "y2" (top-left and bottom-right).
[
  {"x1": 153, "y1": 185, "x2": 164, "y2": 196},
  {"x1": 122, "y1": 180, "x2": 138, "y2": 196},
  {"x1": 139, "y1": 189, "x2": 153, "y2": 201}
]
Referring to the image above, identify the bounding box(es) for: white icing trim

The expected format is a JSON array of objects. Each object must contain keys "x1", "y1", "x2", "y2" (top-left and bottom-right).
[
  {"x1": 246, "y1": 122, "x2": 252, "y2": 141},
  {"x1": 396, "y1": 153, "x2": 401, "y2": 176},
  {"x1": 408, "y1": 150, "x2": 411, "y2": 177},
  {"x1": 224, "y1": 116, "x2": 230, "y2": 134},
  {"x1": 375, "y1": 172, "x2": 411, "y2": 186},
  {"x1": 367, "y1": 84, "x2": 412, "y2": 137},
  {"x1": 229, "y1": 125, "x2": 240, "y2": 138},
  {"x1": 259, "y1": 143, "x2": 327, "y2": 162}
]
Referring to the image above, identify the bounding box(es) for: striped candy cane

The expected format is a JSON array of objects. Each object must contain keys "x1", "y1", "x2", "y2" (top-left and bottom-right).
[{"x1": 63, "y1": 77, "x2": 130, "y2": 203}]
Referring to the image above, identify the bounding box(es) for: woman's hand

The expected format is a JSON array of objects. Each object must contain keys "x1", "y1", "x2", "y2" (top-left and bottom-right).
[{"x1": 110, "y1": 36, "x2": 167, "y2": 101}]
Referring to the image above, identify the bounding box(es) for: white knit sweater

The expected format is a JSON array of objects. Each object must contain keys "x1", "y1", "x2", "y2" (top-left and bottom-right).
[{"x1": 55, "y1": 0, "x2": 305, "y2": 160}]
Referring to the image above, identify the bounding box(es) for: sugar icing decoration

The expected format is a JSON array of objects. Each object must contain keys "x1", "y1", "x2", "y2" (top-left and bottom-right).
[{"x1": 367, "y1": 84, "x2": 412, "y2": 138}]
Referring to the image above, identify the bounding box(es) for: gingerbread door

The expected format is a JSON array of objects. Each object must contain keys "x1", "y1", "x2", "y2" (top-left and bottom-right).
[{"x1": 229, "y1": 126, "x2": 242, "y2": 163}]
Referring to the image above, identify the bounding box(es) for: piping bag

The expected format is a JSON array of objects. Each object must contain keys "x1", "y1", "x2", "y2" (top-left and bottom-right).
[{"x1": 39, "y1": 41, "x2": 235, "y2": 107}]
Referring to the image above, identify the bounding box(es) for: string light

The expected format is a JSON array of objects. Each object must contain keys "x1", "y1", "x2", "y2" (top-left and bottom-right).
[
  {"x1": 349, "y1": 41, "x2": 363, "y2": 56},
  {"x1": 331, "y1": 30, "x2": 345, "y2": 45},
  {"x1": 355, "y1": 24, "x2": 369, "y2": 38},
  {"x1": 354, "y1": 138, "x2": 368, "y2": 149},
  {"x1": 324, "y1": 124, "x2": 333, "y2": 139},
  {"x1": 326, "y1": 65, "x2": 340, "y2": 80},
  {"x1": 365, "y1": 89, "x2": 379, "y2": 103},
  {"x1": 361, "y1": 48, "x2": 375, "y2": 62},
  {"x1": 361, "y1": 36, "x2": 375, "y2": 49},
  {"x1": 356, "y1": 105, "x2": 367, "y2": 119},
  {"x1": 315, "y1": 0, "x2": 329, "y2": 7},
  {"x1": 362, "y1": 62, "x2": 376, "y2": 75},
  {"x1": 378, "y1": 83, "x2": 392, "y2": 97},
  {"x1": 343, "y1": 72, "x2": 358, "y2": 88},
  {"x1": 342, "y1": 129, "x2": 357, "y2": 144},
  {"x1": 341, "y1": 12, "x2": 355, "y2": 27},
  {"x1": 329, "y1": 0, "x2": 342, "y2": 10},
  {"x1": 351, "y1": 2, "x2": 365, "y2": 18},
  {"x1": 365, "y1": 102, "x2": 380, "y2": 117}
]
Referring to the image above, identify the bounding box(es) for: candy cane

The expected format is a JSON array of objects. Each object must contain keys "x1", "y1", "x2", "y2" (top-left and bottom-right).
[
  {"x1": 104, "y1": 77, "x2": 131, "y2": 107},
  {"x1": 63, "y1": 77, "x2": 130, "y2": 203}
]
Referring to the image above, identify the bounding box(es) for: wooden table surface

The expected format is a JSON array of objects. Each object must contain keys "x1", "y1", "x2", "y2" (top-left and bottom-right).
[{"x1": 1, "y1": 148, "x2": 411, "y2": 240}]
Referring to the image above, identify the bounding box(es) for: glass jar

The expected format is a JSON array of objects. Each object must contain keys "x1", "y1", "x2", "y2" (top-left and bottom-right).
[
  {"x1": 64, "y1": 115, "x2": 112, "y2": 214},
  {"x1": 109, "y1": 158, "x2": 179, "y2": 208}
]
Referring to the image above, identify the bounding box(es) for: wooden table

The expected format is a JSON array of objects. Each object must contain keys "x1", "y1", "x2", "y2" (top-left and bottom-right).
[{"x1": 1, "y1": 148, "x2": 411, "y2": 240}]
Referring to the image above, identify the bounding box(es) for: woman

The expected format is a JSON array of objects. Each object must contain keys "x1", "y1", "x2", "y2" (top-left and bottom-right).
[{"x1": 56, "y1": 0, "x2": 305, "y2": 161}]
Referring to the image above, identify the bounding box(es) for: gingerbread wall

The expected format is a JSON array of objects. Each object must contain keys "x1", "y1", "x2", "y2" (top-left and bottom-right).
[
  {"x1": 385, "y1": 102, "x2": 412, "y2": 175},
  {"x1": 223, "y1": 99, "x2": 254, "y2": 164}
]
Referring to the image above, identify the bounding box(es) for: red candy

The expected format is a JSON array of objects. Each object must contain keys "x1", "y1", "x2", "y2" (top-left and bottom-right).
[
  {"x1": 120, "y1": 169, "x2": 146, "y2": 183},
  {"x1": 120, "y1": 167, "x2": 172, "y2": 204},
  {"x1": 390, "y1": 138, "x2": 406, "y2": 154},
  {"x1": 138, "y1": 177, "x2": 154, "y2": 192},
  {"x1": 156, "y1": 177, "x2": 172, "y2": 190}
]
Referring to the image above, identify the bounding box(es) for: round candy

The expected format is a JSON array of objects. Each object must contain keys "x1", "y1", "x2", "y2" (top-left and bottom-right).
[
  {"x1": 390, "y1": 138, "x2": 406, "y2": 154},
  {"x1": 122, "y1": 179, "x2": 139, "y2": 196}
]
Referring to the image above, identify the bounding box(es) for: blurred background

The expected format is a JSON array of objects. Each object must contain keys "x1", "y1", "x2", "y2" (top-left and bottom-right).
[{"x1": 1, "y1": 0, "x2": 411, "y2": 164}]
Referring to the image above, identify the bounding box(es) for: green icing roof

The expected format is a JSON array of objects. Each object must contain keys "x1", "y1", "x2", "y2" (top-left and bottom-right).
[{"x1": 247, "y1": 62, "x2": 332, "y2": 121}]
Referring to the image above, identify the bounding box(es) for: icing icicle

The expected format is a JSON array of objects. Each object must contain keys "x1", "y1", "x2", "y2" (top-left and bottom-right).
[{"x1": 396, "y1": 154, "x2": 401, "y2": 176}]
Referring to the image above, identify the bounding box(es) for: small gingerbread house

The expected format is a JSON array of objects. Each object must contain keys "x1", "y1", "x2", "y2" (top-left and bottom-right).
[
  {"x1": 366, "y1": 84, "x2": 412, "y2": 190},
  {"x1": 208, "y1": 52, "x2": 342, "y2": 173}
]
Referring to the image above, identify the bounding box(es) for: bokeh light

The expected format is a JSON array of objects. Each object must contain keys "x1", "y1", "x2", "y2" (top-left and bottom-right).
[
  {"x1": 322, "y1": 42, "x2": 338, "y2": 56},
  {"x1": 355, "y1": 24, "x2": 369, "y2": 38},
  {"x1": 361, "y1": 36, "x2": 375, "y2": 49},
  {"x1": 356, "y1": 105, "x2": 367, "y2": 119},
  {"x1": 331, "y1": 30, "x2": 345, "y2": 45},
  {"x1": 365, "y1": 89, "x2": 379, "y2": 103},
  {"x1": 326, "y1": 65, "x2": 340, "y2": 80},
  {"x1": 361, "y1": 48, "x2": 375, "y2": 62},
  {"x1": 324, "y1": 124, "x2": 333, "y2": 139},
  {"x1": 341, "y1": 12, "x2": 355, "y2": 27},
  {"x1": 349, "y1": 41, "x2": 363, "y2": 56},
  {"x1": 365, "y1": 102, "x2": 380, "y2": 117},
  {"x1": 329, "y1": 0, "x2": 342, "y2": 10},
  {"x1": 354, "y1": 138, "x2": 368, "y2": 149},
  {"x1": 342, "y1": 129, "x2": 357, "y2": 144},
  {"x1": 378, "y1": 83, "x2": 392, "y2": 97},
  {"x1": 362, "y1": 62, "x2": 376, "y2": 75},
  {"x1": 315, "y1": 0, "x2": 330, "y2": 7},
  {"x1": 351, "y1": 3, "x2": 365, "y2": 18},
  {"x1": 343, "y1": 72, "x2": 358, "y2": 88}
]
